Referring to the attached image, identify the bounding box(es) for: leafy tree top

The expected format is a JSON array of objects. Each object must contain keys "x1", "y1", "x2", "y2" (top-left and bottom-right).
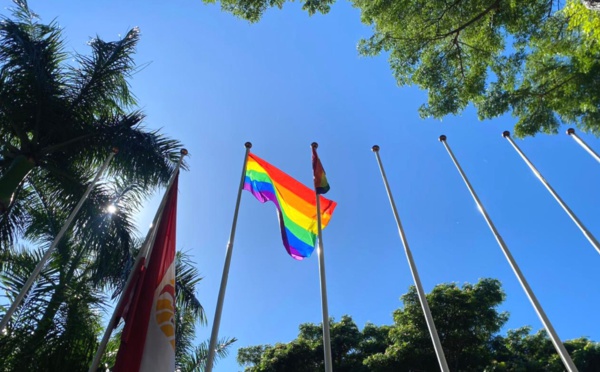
[
  {"x1": 237, "y1": 278, "x2": 600, "y2": 371},
  {"x1": 202, "y1": 0, "x2": 600, "y2": 137}
]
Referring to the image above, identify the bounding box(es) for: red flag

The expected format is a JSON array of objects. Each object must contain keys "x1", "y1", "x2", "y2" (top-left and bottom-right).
[{"x1": 114, "y1": 175, "x2": 179, "y2": 372}]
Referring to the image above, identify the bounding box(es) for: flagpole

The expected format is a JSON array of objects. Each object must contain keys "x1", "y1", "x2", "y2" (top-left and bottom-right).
[
  {"x1": 439, "y1": 135, "x2": 578, "y2": 372},
  {"x1": 566, "y1": 128, "x2": 600, "y2": 164},
  {"x1": 88, "y1": 149, "x2": 187, "y2": 372},
  {"x1": 371, "y1": 145, "x2": 450, "y2": 372},
  {"x1": 503, "y1": 131, "x2": 600, "y2": 255},
  {"x1": 206, "y1": 142, "x2": 252, "y2": 372},
  {"x1": 0, "y1": 148, "x2": 118, "y2": 333},
  {"x1": 311, "y1": 143, "x2": 334, "y2": 372}
]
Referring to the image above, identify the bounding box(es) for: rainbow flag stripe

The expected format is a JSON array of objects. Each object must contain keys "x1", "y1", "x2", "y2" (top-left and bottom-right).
[
  {"x1": 244, "y1": 153, "x2": 337, "y2": 260},
  {"x1": 312, "y1": 147, "x2": 330, "y2": 194}
]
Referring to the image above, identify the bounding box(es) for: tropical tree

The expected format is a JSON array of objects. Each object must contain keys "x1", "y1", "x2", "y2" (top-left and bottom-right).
[
  {"x1": 237, "y1": 279, "x2": 600, "y2": 371},
  {"x1": 365, "y1": 279, "x2": 508, "y2": 371},
  {"x1": 1, "y1": 225, "x2": 233, "y2": 372},
  {"x1": 0, "y1": 180, "x2": 144, "y2": 371},
  {"x1": 173, "y1": 251, "x2": 236, "y2": 372},
  {"x1": 237, "y1": 315, "x2": 389, "y2": 372},
  {"x1": 0, "y1": 3, "x2": 222, "y2": 371},
  {"x1": 489, "y1": 327, "x2": 600, "y2": 371},
  {"x1": 98, "y1": 252, "x2": 236, "y2": 372},
  {"x1": 202, "y1": 0, "x2": 600, "y2": 137},
  {"x1": 0, "y1": 0, "x2": 182, "y2": 246}
]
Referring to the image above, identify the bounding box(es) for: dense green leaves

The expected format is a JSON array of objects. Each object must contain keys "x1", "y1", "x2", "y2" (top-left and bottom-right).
[
  {"x1": 238, "y1": 279, "x2": 600, "y2": 371},
  {"x1": 202, "y1": 0, "x2": 600, "y2": 137}
]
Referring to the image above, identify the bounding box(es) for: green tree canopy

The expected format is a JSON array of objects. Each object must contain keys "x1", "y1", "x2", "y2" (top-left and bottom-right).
[
  {"x1": 202, "y1": 0, "x2": 600, "y2": 137},
  {"x1": 237, "y1": 278, "x2": 600, "y2": 371}
]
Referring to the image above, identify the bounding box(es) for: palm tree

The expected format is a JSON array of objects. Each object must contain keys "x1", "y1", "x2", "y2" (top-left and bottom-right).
[
  {"x1": 0, "y1": 0, "x2": 182, "y2": 247},
  {"x1": 0, "y1": 180, "x2": 143, "y2": 371},
  {"x1": 174, "y1": 252, "x2": 236, "y2": 372},
  {"x1": 97, "y1": 252, "x2": 236, "y2": 372},
  {"x1": 0, "y1": 194, "x2": 234, "y2": 372},
  {"x1": 0, "y1": 3, "x2": 227, "y2": 370}
]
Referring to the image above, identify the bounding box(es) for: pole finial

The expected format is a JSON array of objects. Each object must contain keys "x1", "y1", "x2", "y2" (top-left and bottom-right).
[
  {"x1": 438, "y1": 135, "x2": 447, "y2": 142},
  {"x1": 371, "y1": 145, "x2": 380, "y2": 152},
  {"x1": 112, "y1": 147, "x2": 119, "y2": 154},
  {"x1": 502, "y1": 131, "x2": 511, "y2": 138},
  {"x1": 244, "y1": 142, "x2": 252, "y2": 149},
  {"x1": 180, "y1": 148, "x2": 189, "y2": 156},
  {"x1": 311, "y1": 142, "x2": 318, "y2": 149},
  {"x1": 566, "y1": 128, "x2": 575, "y2": 135}
]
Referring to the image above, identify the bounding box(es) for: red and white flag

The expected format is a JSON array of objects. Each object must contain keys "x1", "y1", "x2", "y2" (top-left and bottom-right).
[{"x1": 114, "y1": 175, "x2": 179, "y2": 372}]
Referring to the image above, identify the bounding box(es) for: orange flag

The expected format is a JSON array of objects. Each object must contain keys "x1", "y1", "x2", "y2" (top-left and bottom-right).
[{"x1": 114, "y1": 175, "x2": 178, "y2": 372}]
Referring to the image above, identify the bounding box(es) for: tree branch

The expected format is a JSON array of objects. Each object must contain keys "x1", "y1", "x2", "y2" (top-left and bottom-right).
[{"x1": 440, "y1": 0, "x2": 501, "y2": 38}]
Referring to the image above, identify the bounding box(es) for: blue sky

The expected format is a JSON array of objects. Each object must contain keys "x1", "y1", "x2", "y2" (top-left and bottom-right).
[{"x1": 13, "y1": 1, "x2": 600, "y2": 370}]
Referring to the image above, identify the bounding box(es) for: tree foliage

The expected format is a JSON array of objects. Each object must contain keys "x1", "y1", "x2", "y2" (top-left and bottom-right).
[
  {"x1": 202, "y1": 0, "x2": 600, "y2": 137},
  {"x1": 238, "y1": 279, "x2": 600, "y2": 371},
  {"x1": 0, "y1": 0, "x2": 183, "y2": 245},
  {"x1": 0, "y1": 2, "x2": 221, "y2": 371},
  {"x1": 97, "y1": 252, "x2": 236, "y2": 372}
]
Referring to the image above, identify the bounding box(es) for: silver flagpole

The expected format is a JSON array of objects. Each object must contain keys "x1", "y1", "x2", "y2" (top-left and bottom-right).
[
  {"x1": 0, "y1": 148, "x2": 118, "y2": 333},
  {"x1": 503, "y1": 131, "x2": 600, "y2": 255},
  {"x1": 88, "y1": 149, "x2": 187, "y2": 372},
  {"x1": 439, "y1": 135, "x2": 578, "y2": 372},
  {"x1": 566, "y1": 128, "x2": 600, "y2": 164},
  {"x1": 371, "y1": 145, "x2": 450, "y2": 372},
  {"x1": 206, "y1": 142, "x2": 252, "y2": 372},
  {"x1": 311, "y1": 143, "x2": 334, "y2": 372}
]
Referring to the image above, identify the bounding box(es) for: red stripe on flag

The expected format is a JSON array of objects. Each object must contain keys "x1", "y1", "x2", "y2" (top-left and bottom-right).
[{"x1": 113, "y1": 175, "x2": 179, "y2": 372}]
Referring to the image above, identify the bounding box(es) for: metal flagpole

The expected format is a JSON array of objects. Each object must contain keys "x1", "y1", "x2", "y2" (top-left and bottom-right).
[
  {"x1": 503, "y1": 131, "x2": 600, "y2": 256},
  {"x1": 311, "y1": 143, "x2": 334, "y2": 372},
  {"x1": 205, "y1": 142, "x2": 252, "y2": 372},
  {"x1": 316, "y1": 196, "x2": 334, "y2": 372},
  {"x1": 0, "y1": 148, "x2": 118, "y2": 333},
  {"x1": 88, "y1": 149, "x2": 187, "y2": 372},
  {"x1": 439, "y1": 135, "x2": 578, "y2": 372},
  {"x1": 371, "y1": 145, "x2": 450, "y2": 372},
  {"x1": 566, "y1": 128, "x2": 600, "y2": 164}
]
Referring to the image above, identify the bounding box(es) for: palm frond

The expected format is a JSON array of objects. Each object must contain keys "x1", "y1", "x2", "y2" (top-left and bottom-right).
[
  {"x1": 68, "y1": 27, "x2": 140, "y2": 117},
  {"x1": 0, "y1": 244, "x2": 59, "y2": 334},
  {"x1": 0, "y1": 0, "x2": 66, "y2": 144},
  {"x1": 176, "y1": 251, "x2": 205, "y2": 325},
  {"x1": 177, "y1": 337, "x2": 237, "y2": 372},
  {"x1": 0, "y1": 184, "x2": 33, "y2": 247},
  {"x1": 176, "y1": 307, "x2": 199, "y2": 362}
]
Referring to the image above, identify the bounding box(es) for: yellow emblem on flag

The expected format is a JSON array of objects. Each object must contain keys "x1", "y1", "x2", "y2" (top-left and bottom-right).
[{"x1": 155, "y1": 277, "x2": 176, "y2": 350}]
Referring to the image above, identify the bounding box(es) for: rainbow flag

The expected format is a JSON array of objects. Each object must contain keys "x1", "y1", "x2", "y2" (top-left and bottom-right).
[
  {"x1": 244, "y1": 153, "x2": 337, "y2": 260},
  {"x1": 312, "y1": 146, "x2": 330, "y2": 194}
]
